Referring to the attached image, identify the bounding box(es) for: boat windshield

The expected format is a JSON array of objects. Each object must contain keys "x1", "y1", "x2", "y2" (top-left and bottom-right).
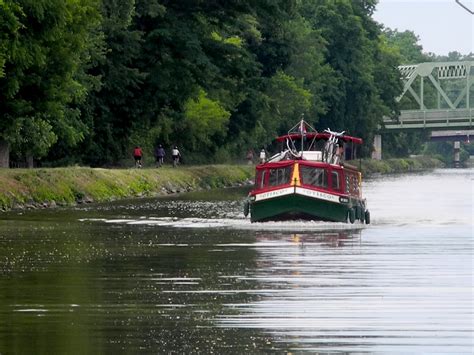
[
  {"x1": 299, "y1": 166, "x2": 328, "y2": 188},
  {"x1": 268, "y1": 166, "x2": 292, "y2": 187},
  {"x1": 256, "y1": 165, "x2": 293, "y2": 189}
]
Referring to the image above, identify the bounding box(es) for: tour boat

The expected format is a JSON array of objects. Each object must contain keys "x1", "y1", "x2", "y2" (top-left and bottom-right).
[{"x1": 244, "y1": 120, "x2": 370, "y2": 224}]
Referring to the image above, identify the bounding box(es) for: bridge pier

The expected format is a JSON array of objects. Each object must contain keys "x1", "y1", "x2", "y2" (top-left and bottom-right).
[
  {"x1": 454, "y1": 141, "x2": 461, "y2": 168},
  {"x1": 372, "y1": 134, "x2": 382, "y2": 160}
]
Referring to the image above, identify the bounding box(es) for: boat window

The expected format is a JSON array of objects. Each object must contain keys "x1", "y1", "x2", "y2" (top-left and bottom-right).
[
  {"x1": 259, "y1": 170, "x2": 266, "y2": 189},
  {"x1": 352, "y1": 175, "x2": 360, "y2": 195},
  {"x1": 267, "y1": 167, "x2": 292, "y2": 187},
  {"x1": 300, "y1": 166, "x2": 328, "y2": 188},
  {"x1": 331, "y1": 171, "x2": 341, "y2": 191},
  {"x1": 345, "y1": 173, "x2": 359, "y2": 195},
  {"x1": 255, "y1": 170, "x2": 262, "y2": 189}
]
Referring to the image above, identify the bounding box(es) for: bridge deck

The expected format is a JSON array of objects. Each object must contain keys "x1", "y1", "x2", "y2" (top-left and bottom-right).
[{"x1": 383, "y1": 109, "x2": 473, "y2": 130}]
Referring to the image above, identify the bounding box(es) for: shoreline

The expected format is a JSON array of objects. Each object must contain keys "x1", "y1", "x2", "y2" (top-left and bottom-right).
[
  {"x1": 0, "y1": 157, "x2": 444, "y2": 212},
  {"x1": 0, "y1": 165, "x2": 254, "y2": 212}
]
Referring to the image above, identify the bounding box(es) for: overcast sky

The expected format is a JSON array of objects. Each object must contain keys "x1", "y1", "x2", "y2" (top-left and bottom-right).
[{"x1": 373, "y1": 0, "x2": 474, "y2": 55}]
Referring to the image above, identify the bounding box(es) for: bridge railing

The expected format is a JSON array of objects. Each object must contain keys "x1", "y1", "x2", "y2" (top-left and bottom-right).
[{"x1": 383, "y1": 109, "x2": 473, "y2": 130}]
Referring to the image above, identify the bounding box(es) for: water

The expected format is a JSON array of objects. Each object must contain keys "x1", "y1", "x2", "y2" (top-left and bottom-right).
[{"x1": 0, "y1": 169, "x2": 472, "y2": 353}]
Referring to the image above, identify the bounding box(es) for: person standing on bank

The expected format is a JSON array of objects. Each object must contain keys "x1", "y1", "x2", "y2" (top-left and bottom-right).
[
  {"x1": 246, "y1": 149, "x2": 254, "y2": 165},
  {"x1": 172, "y1": 146, "x2": 181, "y2": 167},
  {"x1": 133, "y1": 146, "x2": 143, "y2": 168},
  {"x1": 155, "y1": 144, "x2": 165, "y2": 167}
]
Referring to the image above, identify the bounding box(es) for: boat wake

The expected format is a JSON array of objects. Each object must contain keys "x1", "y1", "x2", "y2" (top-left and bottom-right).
[{"x1": 79, "y1": 217, "x2": 366, "y2": 232}]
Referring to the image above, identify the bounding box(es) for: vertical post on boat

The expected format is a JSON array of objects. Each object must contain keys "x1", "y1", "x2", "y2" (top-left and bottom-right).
[
  {"x1": 359, "y1": 146, "x2": 362, "y2": 171},
  {"x1": 300, "y1": 116, "x2": 304, "y2": 159}
]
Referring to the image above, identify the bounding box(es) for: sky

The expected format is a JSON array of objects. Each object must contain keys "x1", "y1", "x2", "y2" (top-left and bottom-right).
[{"x1": 373, "y1": 0, "x2": 474, "y2": 55}]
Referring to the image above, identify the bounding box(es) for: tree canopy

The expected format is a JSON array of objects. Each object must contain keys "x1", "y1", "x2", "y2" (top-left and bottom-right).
[
  {"x1": 2, "y1": 0, "x2": 466, "y2": 167},
  {"x1": 0, "y1": 0, "x2": 102, "y2": 167}
]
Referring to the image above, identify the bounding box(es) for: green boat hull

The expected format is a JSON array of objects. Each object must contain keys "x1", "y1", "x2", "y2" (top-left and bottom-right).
[{"x1": 250, "y1": 193, "x2": 354, "y2": 223}]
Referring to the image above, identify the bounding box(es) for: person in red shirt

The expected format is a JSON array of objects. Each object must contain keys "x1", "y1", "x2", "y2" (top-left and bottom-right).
[{"x1": 133, "y1": 146, "x2": 143, "y2": 168}]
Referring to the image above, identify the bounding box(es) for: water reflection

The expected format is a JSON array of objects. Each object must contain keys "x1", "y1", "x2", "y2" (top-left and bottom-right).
[
  {"x1": 255, "y1": 231, "x2": 360, "y2": 247},
  {"x1": 217, "y1": 225, "x2": 472, "y2": 353}
]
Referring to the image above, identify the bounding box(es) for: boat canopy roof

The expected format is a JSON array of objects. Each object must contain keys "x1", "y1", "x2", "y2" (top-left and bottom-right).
[
  {"x1": 275, "y1": 132, "x2": 363, "y2": 145},
  {"x1": 255, "y1": 160, "x2": 294, "y2": 170}
]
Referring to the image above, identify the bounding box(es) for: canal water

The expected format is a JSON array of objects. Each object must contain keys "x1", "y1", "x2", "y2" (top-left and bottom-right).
[{"x1": 0, "y1": 169, "x2": 472, "y2": 353}]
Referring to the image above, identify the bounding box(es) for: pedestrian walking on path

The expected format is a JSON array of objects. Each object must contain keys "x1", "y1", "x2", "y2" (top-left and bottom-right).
[{"x1": 133, "y1": 146, "x2": 143, "y2": 168}]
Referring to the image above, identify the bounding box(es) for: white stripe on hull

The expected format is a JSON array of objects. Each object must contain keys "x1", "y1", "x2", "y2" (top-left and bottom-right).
[
  {"x1": 295, "y1": 187, "x2": 340, "y2": 204},
  {"x1": 254, "y1": 187, "x2": 294, "y2": 202},
  {"x1": 254, "y1": 186, "x2": 342, "y2": 204}
]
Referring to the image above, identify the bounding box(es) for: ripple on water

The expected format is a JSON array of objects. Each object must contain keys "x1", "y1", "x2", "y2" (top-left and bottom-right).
[{"x1": 79, "y1": 217, "x2": 367, "y2": 232}]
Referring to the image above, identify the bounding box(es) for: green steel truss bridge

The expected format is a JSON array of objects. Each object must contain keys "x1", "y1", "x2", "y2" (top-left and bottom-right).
[
  {"x1": 383, "y1": 61, "x2": 473, "y2": 130},
  {"x1": 373, "y1": 61, "x2": 473, "y2": 160}
]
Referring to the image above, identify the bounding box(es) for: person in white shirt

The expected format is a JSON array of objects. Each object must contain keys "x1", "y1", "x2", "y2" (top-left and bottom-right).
[
  {"x1": 259, "y1": 148, "x2": 266, "y2": 164},
  {"x1": 172, "y1": 146, "x2": 181, "y2": 167}
]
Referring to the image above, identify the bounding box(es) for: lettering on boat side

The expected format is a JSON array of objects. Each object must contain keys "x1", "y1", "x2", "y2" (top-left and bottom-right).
[
  {"x1": 295, "y1": 187, "x2": 340, "y2": 204},
  {"x1": 254, "y1": 187, "x2": 294, "y2": 201}
]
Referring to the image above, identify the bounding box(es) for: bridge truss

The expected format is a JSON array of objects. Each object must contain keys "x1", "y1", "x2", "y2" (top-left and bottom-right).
[{"x1": 384, "y1": 61, "x2": 473, "y2": 130}]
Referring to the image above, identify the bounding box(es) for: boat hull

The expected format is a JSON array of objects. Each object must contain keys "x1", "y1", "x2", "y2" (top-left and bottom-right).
[{"x1": 250, "y1": 190, "x2": 352, "y2": 223}]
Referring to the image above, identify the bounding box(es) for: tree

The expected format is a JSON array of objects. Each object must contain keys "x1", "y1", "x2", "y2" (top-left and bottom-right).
[
  {"x1": 0, "y1": 0, "x2": 102, "y2": 168},
  {"x1": 183, "y1": 88, "x2": 231, "y2": 153},
  {"x1": 383, "y1": 29, "x2": 429, "y2": 64},
  {"x1": 74, "y1": 0, "x2": 146, "y2": 166},
  {"x1": 0, "y1": 0, "x2": 22, "y2": 167},
  {"x1": 299, "y1": 0, "x2": 401, "y2": 156}
]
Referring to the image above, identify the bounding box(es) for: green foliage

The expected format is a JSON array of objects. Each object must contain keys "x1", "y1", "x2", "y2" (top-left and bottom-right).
[
  {"x1": 383, "y1": 29, "x2": 429, "y2": 64},
  {"x1": 423, "y1": 141, "x2": 472, "y2": 166},
  {"x1": 361, "y1": 156, "x2": 443, "y2": 175},
  {"x1": 9, "y1": 116, "x2": 57, "y2": 157},
  {"x1": 382, "y1": 130, "x2": 431, "y2": 158},
  {"x1": 3, "y1": 0, "x2": 465, "y2": 166},
  {"x1": 298, "y1": 0, "x2": 401, "y2": 156},
  {"x1": 0, "y1": 0, "x2": 102, "y2": 162},
  {"x1": 0, "y1": 1, "x2": 21, "y2": 78},
  {"x1": 183, "y1": 89, "x2": 231, "y2": 151}
]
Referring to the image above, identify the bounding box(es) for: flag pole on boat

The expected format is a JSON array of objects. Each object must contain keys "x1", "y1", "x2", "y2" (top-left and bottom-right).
[{"x1": 299, "y1": 114, "x2": 305, "y2": 159}]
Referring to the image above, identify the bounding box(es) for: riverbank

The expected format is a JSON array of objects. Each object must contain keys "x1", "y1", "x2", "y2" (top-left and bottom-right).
[
  {"x1": 0, "y1": 157, "x2": 443, "y2": 211},
  {"x1": 361, "y1": 156, "x2": 444, "y2": 176},
  {"x1": 0, "y1": 165, "x2": 254, "y2": 211}
]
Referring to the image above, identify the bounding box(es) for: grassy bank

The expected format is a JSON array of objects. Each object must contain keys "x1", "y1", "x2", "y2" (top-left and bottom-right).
[
  {"x1": 361, "y1": 156, "x2": 444, "y2": 176},
  {"x1": 0, "y1": 165, "x2": 253, "y2": 211},
  {"x1": 0, "y1": 157, "x2": 443, "y2": 211}
]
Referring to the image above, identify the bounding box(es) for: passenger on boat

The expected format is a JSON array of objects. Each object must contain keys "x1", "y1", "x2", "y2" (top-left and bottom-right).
[
  {"x1": 259, "y1": 148, "x2": 266, "y2": 164},
  {"x1": 334, "y1": 144, "x2": 344, "y2": 164}
]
